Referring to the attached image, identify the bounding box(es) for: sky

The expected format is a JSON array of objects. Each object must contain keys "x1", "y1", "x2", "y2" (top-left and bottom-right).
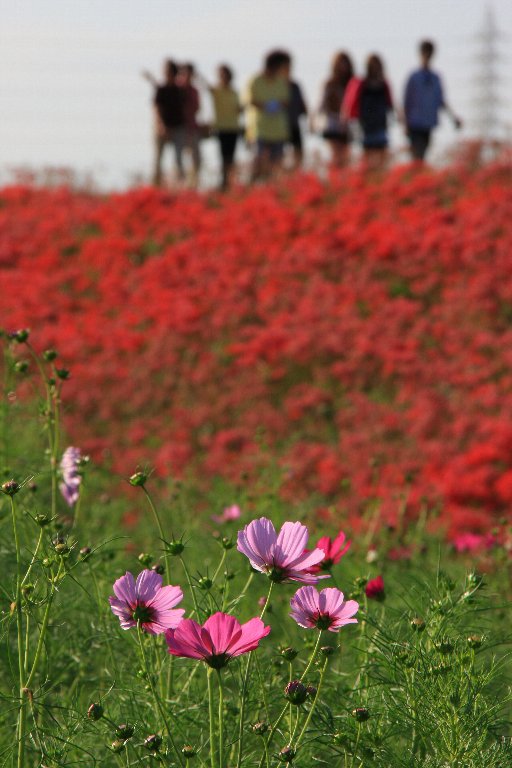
[{"x1": 1, "y1": 0, "x2": 511, "y2": 188}]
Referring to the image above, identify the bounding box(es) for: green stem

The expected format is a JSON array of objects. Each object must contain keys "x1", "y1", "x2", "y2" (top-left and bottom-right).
[
  {"x1": 217, "y1": 670, "x2": 224, "y2": 768},
  {"x1": 300, "y1": 631, "x2": 322, "y2": 681},
  {"x1": 237, "y1": 581, "x2": 273, "y2": 768},
  {"x1": 10, "y1": 496, "x2": 26, "y2": 768},
  {"x1": 208, "y1": 668, "x2": 217, "y2": 768},
  {"x1": 294, "y1": 658, "x2": 328, "y2": 751},
  {"x1": 212, "y1": 550, "x2": 227, "y2": 585},
  {"x1": 25, "y1": 560, "x2": 64, "y2": 689},
  {"x1": 350, "y1": 723, "x2": 362, "y2": 768},
  {"x1": 142, "y1": 486, "x2": 171, "y2": 582},
  {"x1": 21, "y1": 529, "x2": 44, "y2": 589},
  {"x1": 180, "y1": 555, "x2": 201, "y2": 617},
  {"x1": 258, "y1": 630, "x2": 322, "y2": 768},
  {"x1": 136, "y1": 623, "x2": 183, "y2": 767}
]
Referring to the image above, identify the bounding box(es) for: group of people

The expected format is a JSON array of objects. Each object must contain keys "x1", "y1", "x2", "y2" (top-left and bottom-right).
[{"x1": 146, "y1": 40, "x2": 462, "y2": 189}]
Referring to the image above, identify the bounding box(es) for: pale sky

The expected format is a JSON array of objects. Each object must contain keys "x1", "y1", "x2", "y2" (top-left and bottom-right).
[{"x1": 1, "y1": 0, "x2": 511, "y2": 187}]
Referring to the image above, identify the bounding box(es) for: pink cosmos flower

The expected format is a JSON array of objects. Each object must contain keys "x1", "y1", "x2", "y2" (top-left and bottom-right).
[
  {"x1": 308, "y1": 530, "x2": 351, "y2": 573},
  {"x1": 237, "y1": 518, "x2": 328, "y2": 584},
  {"x1": 109, "y1": 570, "x2": 184, "y2": 635},
  {"x1": 211, "y1": 504, "x2": 242, "y2": 524},
  {"x1": 165, "y1": 611, "x2": 271, "y2": 669},
  {"x1": 290, "y1": 586, "x2": 359, "y2": 631},
  {"x1": 59, "y1": 446, "x2": 82, "y2": 506}
]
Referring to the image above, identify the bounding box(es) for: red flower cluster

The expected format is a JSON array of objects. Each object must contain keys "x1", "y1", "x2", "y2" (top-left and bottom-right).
[{"x1": 2, "y1": 163, "x2": 512, "y2": 538}]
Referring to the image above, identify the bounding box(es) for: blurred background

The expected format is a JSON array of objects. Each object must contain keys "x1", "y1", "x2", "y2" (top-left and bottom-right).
[{"x1": 1, "y1": 0, "x2": 511, "y2": 188}]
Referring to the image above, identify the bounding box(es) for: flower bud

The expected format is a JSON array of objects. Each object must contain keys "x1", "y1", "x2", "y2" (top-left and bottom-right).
[
  {"x1": 116, "y1": 724, "x2": 134, "y2": 740},
  {"x1": 43, "y1": 349, "x2": 58, "y2": 362},
  {"x1": 252, "y1": 722, "x2": 268, "y2": 736},
  {"x1": 198, "y1": 577, "x2": 213, "y2": 591},
  {"x1": 11, "y1": 329, "x2": 29, "y2": 343},
  {"x1": 352, "y1": 707, "x2": 370, "y2": 722},
  {"x1": 221, "y1": 536, "x2": 234, "y2": 550},
  {"x1": 129, "y1": 471, "x2": 147, "y2": 487},
  {"x1": 79, "y1": 546, "x2": 92, "y2": 560},
  {"x1": 138, "y1": 552, "x2": 153, "y2": 567},
  {"x1": 410, "y1": 617, "x2": 426, "y2": 632},
  {"x1": 224, "y1": 570, "x2": 235, "y2": 581},
  {"x1": 35, "y1": 513, "x2": 51, "y2": 527},
  {"x1": 182, "y1": 745, "x2": 197, "y2": 759},
  {"x1": 111, "y1": 740, "x2": 125, "y2": 754},
  {"x1": 2, "y1": 480, "x2": 20, "y2": 496},
  {"x1": 280, "y1": 646, "x2": 298, "y2": 662},
  {"x1": 87, "y1": 702, "x2": 103, "y2": 721},
  {"x1": 54, "y1": 542, "x2": 70, "y2": 556},
  {"x1": 467, "y1": 634, "x2": 483, "y2": 649},
  {"x1": 14, "y1": 360, "x2": 29, "y2": 373},
  {"x1": 434, "y1": 638, "x2": 454, "y2": 654},
  {"x1": 278, "y1": 746, "x2": 295, "y2": 763},
  {"x1": 320, "y1": 645, "x2": 336, "y2": 657},
  {"x1": 151, "y1": 563, "x2": 165, "y2": 575},
  {"x1": 284, "y1": 680, "x2": 308, "y2": 706},
  {"x1": 167, "y1": 539, "x2": 185, "y2": 555},
  {"x1": 306, "y1": 685, "x2": 317, "y2": 698},
  {"x1": 56, "y1": 368, "x2": 70, "y2": 380},
  {"x1": 144, "y1": 734, "x2": 162, "y2": 752}
]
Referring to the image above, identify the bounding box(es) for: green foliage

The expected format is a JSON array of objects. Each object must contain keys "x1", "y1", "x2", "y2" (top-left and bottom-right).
[{"x1": 0, "y1": 338, "x2": 510, "y2": 767}]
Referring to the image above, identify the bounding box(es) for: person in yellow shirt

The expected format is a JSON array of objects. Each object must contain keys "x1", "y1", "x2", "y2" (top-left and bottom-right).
[
  {"x1": 246, "y1": 50, "x2": 290, "y2": 180},
  {"x1": 203, "y1": 65, "x2": 241, "y2": 190}
]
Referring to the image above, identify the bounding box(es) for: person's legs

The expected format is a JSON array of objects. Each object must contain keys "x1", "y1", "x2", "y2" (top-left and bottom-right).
[
  {"x1": 408, "y1": 128, "x2": 431, "y2": 161},
  {"x1": 218, "y1": 132, "x2": 238, "y2": 189},
  {"x1": 189, "y1": 130, "x2": 201, "y2": 186},
  {"x1": 152, "y1": 134, "x2": 166, "y2": 186},
  {"x1": 172, "y1": 127, "x2": 186, "y2": 182}
]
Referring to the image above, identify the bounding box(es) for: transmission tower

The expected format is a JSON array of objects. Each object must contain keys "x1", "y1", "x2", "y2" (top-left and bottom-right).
[{"x1": 471, "y1": 5, "x2": 506, "y2": 145}]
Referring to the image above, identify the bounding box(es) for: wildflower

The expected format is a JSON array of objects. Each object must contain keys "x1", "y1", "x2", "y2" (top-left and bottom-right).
[
  {"x1": 365, "y1": 575, "x2": 385, "y2": 601},
  {"x1": 308, "y1": 530, "x2": 351, "y2": 573},
  {"x1": 59, "y1": 447, "x2": 82, "y2": 507},
  {"x1": 165, "y1": 611, "x2": 270, "y2": 669},
  {"x1": 212, "y1": 504, "x2": 242, "y2": 524},
  {"x1": 237, "y1": 518, "x2": 328, "y2": 584},
  {"x1": 109, "y1": 570, "x2": 184, "y2": 635},
  {"x1": 290, "y1": 586, "x2": 359, "y2": 632}
]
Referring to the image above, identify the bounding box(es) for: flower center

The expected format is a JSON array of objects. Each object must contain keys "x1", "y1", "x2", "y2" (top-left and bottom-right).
[
  {"x1": 205, "y1": 653, "x2": 229, "y2": 670},
  {"x1": 132, "y1": 604, "x2": 154, "y2": 624},
  {"x1": 315, "y1": 613, "x2": 333, "y2": 630},
  {"x1": 321, "y1": 558, "x2": 333, "y2": 571},
  {"x1": 267, "y1": 566, "x2": 286, "y2": 583}
]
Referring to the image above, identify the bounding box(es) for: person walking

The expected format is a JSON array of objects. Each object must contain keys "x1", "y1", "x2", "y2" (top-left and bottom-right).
[
  {"x1": 179, "y1": 63, "x2": 202, "y2": 186},
  {"x1": 147, "y1": 59, "x2": 186, "y2": 186},
  {"x1": 344, "y1": 54, "x2": 394, "y2": 169},
  {"x1": 319, "y1": 52, "x2": 355, "y2": 167},
  {"x1": 281, "y1": 53, "x2": 308, "y2": 168},
  {"x1": 199, "y1": 64, "x2": 241, "y2": 189},
  {"x1": 245, "y1": 50, "x2": 290, "y2": 180},
  {"x1": 404, "y1": 40, "x2": 462, "y2": 161}
]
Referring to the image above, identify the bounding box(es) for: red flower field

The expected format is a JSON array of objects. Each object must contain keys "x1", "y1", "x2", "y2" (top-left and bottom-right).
[{"x1": 2, "y1": 162, "x2": 512, "y2": 539}]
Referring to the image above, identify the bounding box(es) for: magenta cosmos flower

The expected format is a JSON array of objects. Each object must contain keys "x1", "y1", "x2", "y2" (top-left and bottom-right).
[
  {"x1": 109, "y1": 570, "x2": 184, "y2": 635},
  {"x1": 290, "y1": 586, "x2": 359, "y2": 631},
  {"x1": 308, "y1": 530, "x2": 351, "y2": 573},
  {"x1": 237, "y1": 518, "x2": 328, "y2": 584},
  {"x1": 212, "y1": 504, "x2": 242, "y2": 524},
  {"x1": 166, "y1": 611, "x2": 271, "y2": 669}
]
